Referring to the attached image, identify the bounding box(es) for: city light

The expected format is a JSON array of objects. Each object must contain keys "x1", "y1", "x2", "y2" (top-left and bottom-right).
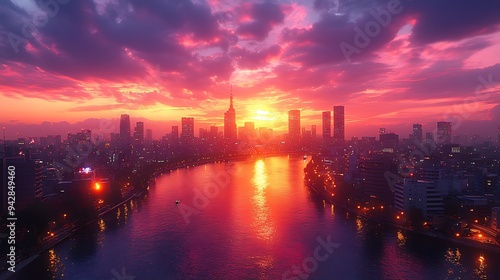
[
  {"x1": 95, "y1": 182, "x2": 101, "y2": 191},
  {"x1": 80, "y1": 167, "x2": 92, "y2": 174}
]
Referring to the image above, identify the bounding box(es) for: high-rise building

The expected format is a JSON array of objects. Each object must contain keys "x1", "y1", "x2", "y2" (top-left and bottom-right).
[
  {"x1": 209, "y1": 126, "x2": 219, "y2": 140},
  {"x1": 239, "y1": 122, "x2": 255, "y2": 142},
  {"x1": 288, "y1": 110, "x2": 301, "y2": 145},
  {"x1": 412, "y1": 123, "x2": 423, "y2": 142},
  {"x1": 311, "y1": 125, "x2": 317, "y2": 138},
  {"x1": 133, "y1": 122, "x2": 144, "y2": 143},
  {"x1": 380, "y1": 133, "x2": 399, "y2": 149},
  {"x1": 181, "y1": 118, "x2": 194, "y2": 140},
  {"x1": 322, "y1": 111, "x2": 331, "y2": 139},
  {"x1": 199, "y1": 128, "x2": 208, "y2": 140},
  {"x1": 1, "y1": 157, "x2": 43, "y2": 213},
  {"x1": 172, "y1": 126, "x2": 179, "y2": 139},
  {"x1": 224, "y1": 92, "x2": 237, "y2": 142},
  {"x1": 360, "y1": 154, "x2": 396, "y2": 206},
  {"x1": 120, "y1": 114, "x2": 131, "y2": 141},
  {"x1": 394, "y1": 179, "x2": 444, "y2": 219},
  {"x1": 379, "y1": 128, "x2": 386, "y2": 139},
  {"x1": 333, "y1": 106, "x2": 345, "y2": 143},
  {"x1": 437, "y1": 121, "x2": 452, "y2": 144}
]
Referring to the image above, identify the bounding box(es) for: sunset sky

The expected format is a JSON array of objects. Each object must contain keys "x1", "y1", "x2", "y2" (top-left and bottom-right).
[{"x1": 1, "y1": 0, "x2": 500, "y2": 140}]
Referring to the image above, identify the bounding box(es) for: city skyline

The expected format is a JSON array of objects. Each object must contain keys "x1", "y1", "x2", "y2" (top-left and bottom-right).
[
  {"x1": 1, "y1": 0, "x2": 500, "y2": 140},
  {"x1": 1, "y1": 1, "x2": 500, "y2": 278}
]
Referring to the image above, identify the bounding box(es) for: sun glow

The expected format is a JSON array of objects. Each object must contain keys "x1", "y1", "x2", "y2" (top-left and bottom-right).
[{"x1": 253, "y1": 109, "x2": 276, "y2": 121}]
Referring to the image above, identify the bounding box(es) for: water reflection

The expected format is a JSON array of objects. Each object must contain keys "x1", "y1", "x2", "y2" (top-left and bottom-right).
[
  {"x1": 356, "y1": 216, "x2": 363, "y2": 237},
  {"x1": 47, "y1": 249, "x2": 63, "y2": 279},
  {"x1": 251, "y1": 159, "x2": 276, "y2": 242},
  {"x1": 397, "y1": 230, "x2": 407, "y2": 248},
  {"x1": 96, "y1": 218, "x2": 106, "y2": 247},
  {"x1": 474, "y1": 254, "x2": 487, "y2": 279}
]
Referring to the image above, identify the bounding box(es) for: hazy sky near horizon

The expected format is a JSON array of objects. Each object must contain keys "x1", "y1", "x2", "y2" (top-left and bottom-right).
[{"x1": 1, "y1": 0, "x2": 500, "y2": 139}]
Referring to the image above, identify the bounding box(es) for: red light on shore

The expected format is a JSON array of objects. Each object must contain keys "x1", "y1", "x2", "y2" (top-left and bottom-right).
[
  {"x1": 455, "y1": 233, "x2": 460, "y2": 237},
  {"x1": 95, "y1": 183, "x2": 101, "y2": 191}
]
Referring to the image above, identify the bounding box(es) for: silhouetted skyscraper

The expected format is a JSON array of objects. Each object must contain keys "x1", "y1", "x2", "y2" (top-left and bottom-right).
[
  {"x1": 120, "y1": 114, "x2": 131, "y2": 141},
  {"x1": 224, "y1": 92, "x2": 237, "y2": 142},
  {"x1": 133, "y1": 122, "x2": 144, "y2": 143},
  {"x1": 288, "y1": 110, "x2": 301, "y2": 145},
  {"x1": 181, "y1": 118, "x2": 194, "y2": 140},
  {"x1": 437, "y1": 121, "x2": 451, "y2": 144},
  {"x1": 311, "y1": 125, "x2": 317, "y2": 138},
  {"x1": 413, "y1": 123, "x2": 423, "y2": 142},
  {"x1": 322, "y1": 111, "x2": 331, "y2": 139},
  {"x1": 333, "y1": 106, "x2": 344, "y2": 143}
]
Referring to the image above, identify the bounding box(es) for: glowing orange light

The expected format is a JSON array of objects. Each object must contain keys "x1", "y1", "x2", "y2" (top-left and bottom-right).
[
  {"x1": 357, "y1": 206, "x2": 361, "y2": 209},
  {"x1": 396, "y1": 216, "x2": 400, "y2": 219},
  {"x1": 95, "y1": 183, "x2": 101, "y2": 191},
  {"x1": 456, "y1": 233, "x2": 460, "y2": 237},
  {"x1": 478, "y1": 234, "x2": 482, "y2": 238}
]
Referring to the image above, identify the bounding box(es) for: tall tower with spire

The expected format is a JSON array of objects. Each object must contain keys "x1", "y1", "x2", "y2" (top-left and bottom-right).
[{"x1": 224, "y1": 87, "x2": 237, "y2": 142}]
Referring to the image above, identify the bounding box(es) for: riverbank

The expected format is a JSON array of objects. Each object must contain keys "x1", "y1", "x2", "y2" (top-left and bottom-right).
[
  {"x1": 0, "y1": 152, "x2": 297, "y2": 278},
  {"x1": 305, "y1": 180, "x2": 500, "y2": 254}
]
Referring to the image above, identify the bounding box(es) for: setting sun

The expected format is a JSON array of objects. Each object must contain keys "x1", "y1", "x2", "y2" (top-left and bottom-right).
[{"x1": 254, "y1": 110, "x2": 275, "y2": 121}]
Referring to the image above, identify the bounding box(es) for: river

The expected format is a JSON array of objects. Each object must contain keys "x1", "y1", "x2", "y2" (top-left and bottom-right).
[{"x1": 9, "y1": 156, "x2": 500, "y2": 279}]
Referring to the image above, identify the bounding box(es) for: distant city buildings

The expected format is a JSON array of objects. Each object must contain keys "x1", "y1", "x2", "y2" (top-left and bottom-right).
[
  {"x1": 133, "y1": 122, "x2": 144, "y2": 144},
  {"x1": 120, "y1": 114, "x2": 131, "y2": 141},
  {"x1": 437, "y1": 121, "x2": 452, "y2": 144},
  {"x1": 412, "y1": 123, "x2": 423, "y2": 142},
  {"x1": 380, "y1": 133, "x2": 399, "y2": 149},
  {"x1": 379, "y1": 128, "x2": 386, "y2": 137},
  {"x1": 333, "y1": 106, "x2": 345, "y2": 143},
  {"x1": 322, "y1": 111, "x2": 331, "y2": 139},
  {"x1": 288, "y1": 110, "x2": 301, "y2": 146},
  {"x1": 224, "y1": 93, "x2": 237, "y2": 143},
  {"x1": 172, "y1": 126, "x2": 179, "y2": 139},
  {"x1": 181, "y1": 117, "x2": 194, "y2": 140}
]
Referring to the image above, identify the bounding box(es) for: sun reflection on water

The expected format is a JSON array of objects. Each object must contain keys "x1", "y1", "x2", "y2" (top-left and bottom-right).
[{"x1": 251, "y1": 159, "x2": 276, "y2": 242}]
